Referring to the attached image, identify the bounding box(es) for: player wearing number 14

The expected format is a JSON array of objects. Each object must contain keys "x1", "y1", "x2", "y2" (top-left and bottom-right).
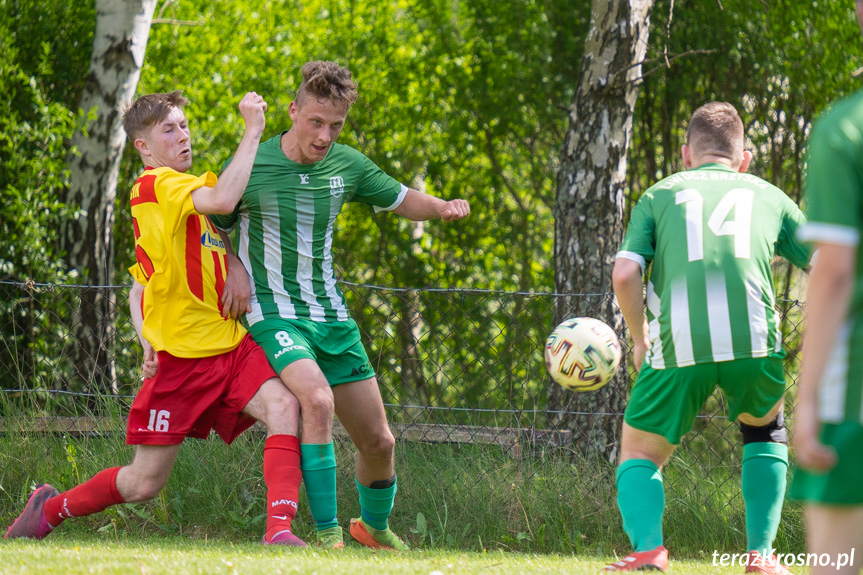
[{"x1": 607, "y1": 102, "x2": 811, "y2": 573}]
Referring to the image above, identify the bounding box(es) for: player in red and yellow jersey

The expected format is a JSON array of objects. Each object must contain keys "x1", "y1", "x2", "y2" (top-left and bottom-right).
[
  {"x1": 6, "y1": 91, "x2": 307, "y2": 547},
  {"x1": 129, "y1": 166, "x2": 243, "y2": 358}
]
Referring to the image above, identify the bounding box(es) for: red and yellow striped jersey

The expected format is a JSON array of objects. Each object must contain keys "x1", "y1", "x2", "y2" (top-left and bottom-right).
[{"x1": 128, "y1": 167, "x2": 245, "y2": 358}]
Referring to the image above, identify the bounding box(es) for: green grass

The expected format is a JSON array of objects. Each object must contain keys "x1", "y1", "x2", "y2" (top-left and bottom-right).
[
  {"x1": 0, "y1": 411, "x2": 805, "y2": 559},
  {"x1": 0, "y1": 533, "x2": 806, "y2": 574}
]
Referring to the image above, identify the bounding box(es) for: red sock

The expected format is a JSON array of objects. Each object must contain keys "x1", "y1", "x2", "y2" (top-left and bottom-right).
[
  {"x1": 263, "y1": 434, "x2": 302, "y2": 542},
  {"x1": 43, "y1": 467, "x2": 125, "y2": 527}
]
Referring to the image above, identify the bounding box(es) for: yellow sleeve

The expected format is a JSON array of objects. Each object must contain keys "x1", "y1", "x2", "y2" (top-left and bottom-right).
[
  {"x1": 128, "y1": 264, "x2": 148, "y2": 286},
  {"x1": 154, "y1": 169, "x2": 219, "y2": 235}
]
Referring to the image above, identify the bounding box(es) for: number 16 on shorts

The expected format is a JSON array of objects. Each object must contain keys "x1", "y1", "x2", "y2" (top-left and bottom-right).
[{"x1": 148, "y1": 409, "x2": 170, "y2": 432}]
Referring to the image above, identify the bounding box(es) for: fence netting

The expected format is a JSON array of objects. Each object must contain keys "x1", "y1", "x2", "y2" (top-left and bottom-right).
[{"x1": 0, "y1": 279, "x2": 805, "y2": 547}]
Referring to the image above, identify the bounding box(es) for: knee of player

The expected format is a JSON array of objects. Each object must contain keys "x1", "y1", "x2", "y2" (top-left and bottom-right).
[
  {"x1": 358, "y1": 429, "x2": 396, "y2": 458},
  {"x1": 739, "y1": 411, "x2": 788, "y2": 445},
  {"x1": 265, "y1": 390, "x2": 302, "y2": 423},
  {"x1": 123, "y1": 476, "x2": 168, "y2": 503},
  {"x1": 302, "y1": 387, "x2": 335, "y2": 418}
]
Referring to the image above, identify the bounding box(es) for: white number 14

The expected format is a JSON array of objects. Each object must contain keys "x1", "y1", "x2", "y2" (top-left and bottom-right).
[{"x1": 675, "y1": 187, "x2": 753, "y2": 262}]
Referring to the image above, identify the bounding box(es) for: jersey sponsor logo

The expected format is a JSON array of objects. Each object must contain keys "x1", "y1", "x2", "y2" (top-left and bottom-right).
[
  {"x1": 350, "y1": 363, "x2": 370, "y2": 376},
  {"x1": 299, "y1": 174, "x2": 310, "y2": 184},
  {"x1": 274, "y1": 344, "x2": 308, "y2": 359},
  {"x1": 330, "y1": 176, "x2": 345, "y2": 198},
  {"x1": 270, "y1": 499, "x2": 298, "y2": 510},
  {"x1": 200, "y1": 230, "x2": 225, "y2": 250}
]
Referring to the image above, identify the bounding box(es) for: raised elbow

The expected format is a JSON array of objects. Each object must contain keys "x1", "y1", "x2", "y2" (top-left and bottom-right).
[
  {"x1": 612, "y1": 260, "x2": 641, "y2": 290},
  {"x1": 209, "y1": 198, "x2": 238, "y2": 215}
]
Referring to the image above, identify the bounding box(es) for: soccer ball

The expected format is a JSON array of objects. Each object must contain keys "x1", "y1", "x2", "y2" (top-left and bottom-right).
[{"x1": 544, "y1": 317, "x2": 622, "y2": 392}]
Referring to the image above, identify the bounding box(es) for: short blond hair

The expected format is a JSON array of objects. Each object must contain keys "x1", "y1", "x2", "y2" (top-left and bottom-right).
[
  {"x1": 296, "y1": 61, "x2": 358, "y2": 108},
  {"x1": 686, "y1": 102, "x2": 744, "y2": 164},
  {"x1": 123, "y1": 91, "x2": 188, "y2": 142}
]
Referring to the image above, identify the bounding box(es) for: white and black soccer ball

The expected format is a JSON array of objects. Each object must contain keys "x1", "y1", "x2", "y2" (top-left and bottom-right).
[{"x1": 544, "y1": 317, "x2": 622, "y2": 392}]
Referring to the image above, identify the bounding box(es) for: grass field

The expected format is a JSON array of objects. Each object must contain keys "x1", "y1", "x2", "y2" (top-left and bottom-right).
[
  {"x1": 0, "y1": 533, "x2": 806, "y2": 574},
  {"x1": 0, "y1": 405, "x2": 808, "y2": 572}
]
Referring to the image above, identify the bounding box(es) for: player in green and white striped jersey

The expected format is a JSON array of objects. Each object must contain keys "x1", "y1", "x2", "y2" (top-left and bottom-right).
[
  {"x1": 789, "y1": 7, "x2": 863, "y2": 569},
  {"x1": 211, "y1": 61, "x2": 469, "y2": 551},
  {"x1": 607, "y1": 103, "x2": 811, "y2": 574}
]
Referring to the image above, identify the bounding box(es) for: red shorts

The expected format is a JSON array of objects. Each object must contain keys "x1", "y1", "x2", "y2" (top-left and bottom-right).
[{"x1": 126, "y1": 334, "x2": 278, "y2": 446}]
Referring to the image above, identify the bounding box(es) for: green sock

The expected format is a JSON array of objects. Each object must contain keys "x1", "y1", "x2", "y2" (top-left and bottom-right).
[
  {"x1": 300, "y1": 442, "x2": 338, "y2": 530},
  {"x1": 742, "y1": 442, "x2": 788, "y2": 556},
  {"x1": 356, "y1": 476, "x2": 396, "y2": 531},
  {"x1": 616, "y1": 459, "x2": 664, "y2": 552}
]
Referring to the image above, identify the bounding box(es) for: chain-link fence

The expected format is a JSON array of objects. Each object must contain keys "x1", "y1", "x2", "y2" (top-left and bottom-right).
[{"x1": 0, "y1": 278, "x2": 806, "y2": 547}]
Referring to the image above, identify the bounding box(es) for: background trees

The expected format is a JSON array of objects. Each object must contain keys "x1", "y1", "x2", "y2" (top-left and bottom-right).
[
  {"x1": 1, "y1": 0, "x2": 861, "y2": 448},
  {"x1": 550, "y1": 0, "x2": 653, "y2": 463}
]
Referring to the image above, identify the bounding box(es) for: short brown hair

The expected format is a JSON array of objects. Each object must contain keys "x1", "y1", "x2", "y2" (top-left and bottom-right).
[
  {"x1": 686, "y1": 102, "x2": 744, "y2": 163},
  {"x1": 123, "y1": 90, "x2": 189, "y2": 141},
  {"x1": 296, "y1": 61, "x2": 358, "y2": 108}
]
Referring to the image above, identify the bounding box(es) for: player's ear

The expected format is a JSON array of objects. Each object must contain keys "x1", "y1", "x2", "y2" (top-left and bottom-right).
[
  {"x1": 134, "y1": 138, "x2": 151, "y2": 157},
  {"x1": 737, "y1": 150, "x2": 753, "y2": 173},
  {"x1": 289, "y1": 101, "x2": 298, "y2": 121},
  {"x1": 681, "y1": 144, "x2": 693, "y2": 169}
]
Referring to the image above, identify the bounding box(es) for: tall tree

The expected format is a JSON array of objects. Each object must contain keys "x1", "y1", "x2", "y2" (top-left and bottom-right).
[
  {"x1": 62, "y1": 0, "x2": 157, "y2": 394},
  {"x1": 549, "y1": 0, "x2": 654, "y2": 462}
]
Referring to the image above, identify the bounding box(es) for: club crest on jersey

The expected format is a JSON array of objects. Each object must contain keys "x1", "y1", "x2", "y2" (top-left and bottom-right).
[
  {"x1": 200, "y1": 230, "x2": 225, "y2": 250},
  {"x1": 299, "y1": 174, "x2": 310, "y2": 184},
  {"x1": 330, "y1": 176, "x2": 345, "y2": 198}
]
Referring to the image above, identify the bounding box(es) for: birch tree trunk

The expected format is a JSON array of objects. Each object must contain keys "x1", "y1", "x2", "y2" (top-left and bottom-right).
[
  {"x1": 549, "y1": 0, "x2": 653, "y2": 463},
  {"x1": 62, "y1": 0, "x2": 156, "y2": 395}
]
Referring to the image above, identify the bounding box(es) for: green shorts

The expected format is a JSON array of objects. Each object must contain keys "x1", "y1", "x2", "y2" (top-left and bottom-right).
[
  {"x1": 247, "y1": 317, "x2": 374, "y2": 386},
  {"x1": 624, "y1": 354, "x2": 786, "y2": 445},
  {"x1": 789, "y1": 422, "x2": 863, "y2": 505}
]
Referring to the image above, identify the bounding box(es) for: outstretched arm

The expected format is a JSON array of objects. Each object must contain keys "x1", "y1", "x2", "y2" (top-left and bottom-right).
[
  {"x1": 392, "y1": 189, "x2": 470, "y2": 222},
  {"x1": 612, "y1": 258, "x2": 650, "y2": 372},
  {"x1": 793, "y1": 242, "x2": 855, "y2": 472},
  {"x1": 190, "y1": 92, "x2": 268, "y2": 215}
]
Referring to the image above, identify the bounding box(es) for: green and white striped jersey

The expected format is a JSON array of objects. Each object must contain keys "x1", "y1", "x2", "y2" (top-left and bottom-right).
[
  {"x1": 618, "y1": 163, "x2": 811, "y2": 369},
  {"x1": 210, "y1": 134, "x2": 406, "y2": 324},
  {"x1": 798, "y1": 89, "x2": 863, "y2": 425}
]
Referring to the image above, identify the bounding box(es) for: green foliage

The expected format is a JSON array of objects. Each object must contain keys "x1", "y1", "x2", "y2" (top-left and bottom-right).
[
  {"x1": 0, "y1": 19, "x2": 76, "y2": 283},
  {"x1": 630, "y1": 0, "x2": 861, "y2": 203},
  {"x1": 115, "y1": 0, "x2": 583, "y2": 294},
  {"x1": 0, "y1": 13, "x2": 84, "y2": 394},
  {"x1": 0, "y1": 0, "x2": 94, "y2": 111}
]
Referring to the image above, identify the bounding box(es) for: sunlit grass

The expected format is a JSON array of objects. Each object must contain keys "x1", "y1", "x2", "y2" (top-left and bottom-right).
[{"x1": 0, "y1": 533, "x2": 805, "y2": 574}]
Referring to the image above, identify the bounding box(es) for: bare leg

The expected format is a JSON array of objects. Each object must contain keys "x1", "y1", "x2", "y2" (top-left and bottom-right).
[
  {"x1": 241, "y1": 377, "x2": 300, "y2": 436},
  {"x1": 619, "y1": 422, "x2": 677, "y2": 468},
  {"x1": 278, "y1": 359, "x2": 333, "y2": 443},
  {"x1": 116, "y1": 444, "x2": 181, "y2": 502},
  {"x1": 737, "y1": 398, "x2": 784, "y2": 427},
  {"x1": 806, "y1": 505, "x2": 863, "y2": 575},
  {"x1": 333, "y1": 377, "x2": 395, "y2": 485}
]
